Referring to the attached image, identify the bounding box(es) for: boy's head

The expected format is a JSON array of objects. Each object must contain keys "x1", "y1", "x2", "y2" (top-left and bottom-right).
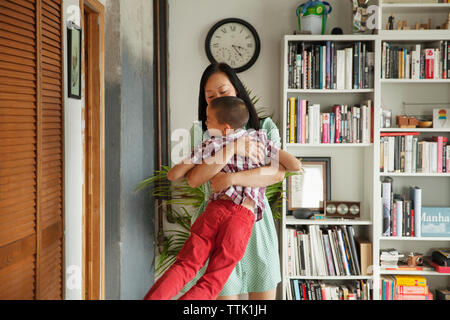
[{"x1": 206, "y1": 96, "x2": 249, "y2": 136}]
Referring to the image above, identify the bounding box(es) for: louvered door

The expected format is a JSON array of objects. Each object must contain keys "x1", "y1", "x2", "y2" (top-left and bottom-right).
[{"x1": 0, "y1": 0, "x2": 64, "y2": 300}]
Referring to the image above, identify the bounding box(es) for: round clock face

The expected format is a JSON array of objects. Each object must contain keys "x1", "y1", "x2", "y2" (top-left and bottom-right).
[
  {"x1": 205, "y1": 18, "x2": 261, "y2": 73},
  {"x1": 337, "y1": 204, "x2": 349, "y2": 215},
  {"x1": 350, "y1": 204, "x2": 360, "y2": 216},
  {"x1": 326, "y1": 203, "x2": 336, "y2": 215}
]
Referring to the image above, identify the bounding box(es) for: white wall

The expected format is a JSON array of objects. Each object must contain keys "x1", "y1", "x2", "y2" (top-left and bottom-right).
[
  {"x1": 168, "y1": 0, "x2": 353, "y2": 137},
  {"x1": 63, "y1": 0, "x2": 84, "y2": 300},
  {"x1": 63, "y1": 0, "x2": 106, "y2": 300}
]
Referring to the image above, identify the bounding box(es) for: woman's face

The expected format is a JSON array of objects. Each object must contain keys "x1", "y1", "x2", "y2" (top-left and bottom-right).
[{"x1": 204, "y1": 71, "x2": 237, "y2": 105}]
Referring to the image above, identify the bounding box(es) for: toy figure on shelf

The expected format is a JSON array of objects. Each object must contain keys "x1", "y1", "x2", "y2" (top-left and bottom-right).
[{"x1": 387, "y1": 14, "x2": 394, "y2": 30}]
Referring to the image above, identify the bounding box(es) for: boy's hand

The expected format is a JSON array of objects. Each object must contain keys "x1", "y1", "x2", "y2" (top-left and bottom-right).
[{"x1": 210, "y1": 172, "x2": 233, "y2": 193}]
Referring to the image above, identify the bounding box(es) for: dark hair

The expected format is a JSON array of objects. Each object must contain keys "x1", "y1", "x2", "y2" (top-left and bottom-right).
[
  {"x1": 209, "y1": 96, "x2": 249, "y2": 130},
  {"x1": 198, "y1": 63, "x2": 260, "y2": 132}
]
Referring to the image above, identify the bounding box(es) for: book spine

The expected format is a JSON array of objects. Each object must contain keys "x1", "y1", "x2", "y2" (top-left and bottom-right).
[
  {"x1": 286, "y1": 99, "x2": 290, "y2": 143},
  {"x1": 404, "y1": 200, "x2": 411, "y2": 237},
  {"x1": 289, "y1": 97, "x2": 295, "y2": 143},
  {"x1": 413, "y1": 187, "x2": 422, "y2": 238},
  {"x1": 447, "y1": 146, "x2": 450, "y2": 172},
  {"x1": 322, "y1": 113, "x2": 330, "y2": 144},
  {"x1": 426, "y1": 49, "x2": 435, "y2": 79},
  {"x1": 297, "y1": 99, "x2": 302, "y2": 144},
  {"x1": 433, "y1": 136, "x2": 444, "y2": 173}
]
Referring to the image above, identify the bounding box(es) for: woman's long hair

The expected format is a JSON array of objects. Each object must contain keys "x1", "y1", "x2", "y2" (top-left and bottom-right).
[{"x1": 198, "y1": 63, "x2": 260, "y2": 132}]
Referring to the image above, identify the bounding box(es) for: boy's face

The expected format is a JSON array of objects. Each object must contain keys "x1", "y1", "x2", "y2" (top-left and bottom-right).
[{"x1": 205, "y1": 105, "x2": 230, "y2": 136}]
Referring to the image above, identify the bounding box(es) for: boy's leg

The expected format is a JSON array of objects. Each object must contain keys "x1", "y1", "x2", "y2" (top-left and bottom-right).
[
  {"x1": 143, "y1": 201, "x2": 224, "y2": 300},
  {"x1": 179, "y1": 203, "x2": 255, "y2": 300}
]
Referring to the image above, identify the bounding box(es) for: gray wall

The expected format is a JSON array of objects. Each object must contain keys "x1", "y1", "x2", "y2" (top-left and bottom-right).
[{"x1": 104, "y1": 0, "x2": 155, "y2": 300}]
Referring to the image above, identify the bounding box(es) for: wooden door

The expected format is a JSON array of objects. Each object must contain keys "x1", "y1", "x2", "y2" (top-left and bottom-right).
[{"x1": 0, "y1": 0, "x2": 64, "y2": 300}]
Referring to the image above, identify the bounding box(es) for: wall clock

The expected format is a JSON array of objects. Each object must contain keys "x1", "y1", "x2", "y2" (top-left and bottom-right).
[{"x1": 205, "y1": 18, "x2": 261, "y2": 73}]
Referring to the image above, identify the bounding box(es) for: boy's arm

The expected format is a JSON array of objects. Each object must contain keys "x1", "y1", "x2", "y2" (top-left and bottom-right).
[
  {"x1": 167, "y1": 158, "x2": 196, "y2": 182},
  {"x1": 186, "y1": 143, "x2": 236, "y2": 188},
  {"x1": 277, "y1": 149, "x2": 302, "y2": 172}
]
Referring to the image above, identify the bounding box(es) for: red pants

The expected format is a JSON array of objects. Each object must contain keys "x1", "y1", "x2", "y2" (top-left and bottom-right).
[{"x1": 143, "y1": 199, "x2": 255, "y2": 300}]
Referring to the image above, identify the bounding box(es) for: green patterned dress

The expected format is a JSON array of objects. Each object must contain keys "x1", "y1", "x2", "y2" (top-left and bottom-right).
[{"x1": 181, "y1": 117, "x2": 282, "y2": 296}]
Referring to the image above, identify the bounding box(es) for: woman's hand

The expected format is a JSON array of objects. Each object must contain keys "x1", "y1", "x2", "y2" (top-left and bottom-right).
[
  {"x1": 210, "y1": 172, "x2": 233, "y2": 193},
  {"x1": 234, "y1": 136, "x2": 265, "y2": 163}
]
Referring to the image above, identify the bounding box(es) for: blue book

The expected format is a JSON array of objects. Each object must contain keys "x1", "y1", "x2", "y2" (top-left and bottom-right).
[
  {"x1": 293, "y1": 279, "x2": 300, "y2": 300},
  {"x1": 421, "y1": 207, "x2": 450, "y2": 237}
]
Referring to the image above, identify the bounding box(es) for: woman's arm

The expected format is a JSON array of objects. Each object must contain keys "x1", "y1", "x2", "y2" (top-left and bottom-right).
[
  {"x1": 210, "y1": 164, "x2": 286, "y2": 193},
  {"x1": 186, "y1": 135, "x2": 264, "y2": 188}
]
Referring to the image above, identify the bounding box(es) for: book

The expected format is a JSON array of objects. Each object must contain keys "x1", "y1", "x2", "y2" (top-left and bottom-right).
[
  {"x1": 394, "y1": 275, "x2": 427, "y2": 287},
  {"x1": 381, "y1": 177, "x2": 393, "y2": 236},
  {"x1": 411, "y1": 187, "x2": 422, "y2": 237},
  {"x1": 356, "y1": 238, "x2": 372, "y2": 276},
  {"x1": 421, "y1": 207, "x2": 450, "y2": 237}
]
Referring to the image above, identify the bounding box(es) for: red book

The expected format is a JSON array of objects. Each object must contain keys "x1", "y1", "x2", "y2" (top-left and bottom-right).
[
  {"x1": 380, "y1": 132, "x2": 420, "y2": 137},
  {"x1": 322, "y1": 113, "x2": 330, "y2": 144},
  {"x1": 426, "y1": 49, "x2": 435, "y2": 79},
  {"x1": 432, "y1": 136, "x2": 445, "y2": 173},
  {"x1": 428, "y1": 260, "x2": 450, "y2": 273},
  {"x1": 411, "y1": 209, "x2": 414, "y2": 237},
  {"x1": 333, "y1": 105, "x2": 341, "y2": 143}
]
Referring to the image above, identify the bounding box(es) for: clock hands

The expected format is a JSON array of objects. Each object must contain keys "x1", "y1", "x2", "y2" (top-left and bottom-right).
[{"x1": 232, "y1": 44, "x2": 242, "y2": 57}]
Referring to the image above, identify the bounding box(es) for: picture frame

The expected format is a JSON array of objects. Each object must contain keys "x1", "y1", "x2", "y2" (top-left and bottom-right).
[
  {"x1": 288, "y1": 157, "x2": 331, "y2": 213},
  {"x1": 67, "y1": 24, "x2": 82, "y2": 99}
]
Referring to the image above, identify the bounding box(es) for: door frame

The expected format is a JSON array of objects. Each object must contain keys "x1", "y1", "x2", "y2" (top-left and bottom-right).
[{"x1": 80, "y1": 0, "x2": 105, "y2": 300}]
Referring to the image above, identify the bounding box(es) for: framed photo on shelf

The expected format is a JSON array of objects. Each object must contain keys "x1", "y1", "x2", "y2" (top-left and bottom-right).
[
  {"x1": 67, "y1": 24, "x2": 82, "y2": 99},
  {"x1": 288, "y1": 157, "x2": 331, "y2": 212}
]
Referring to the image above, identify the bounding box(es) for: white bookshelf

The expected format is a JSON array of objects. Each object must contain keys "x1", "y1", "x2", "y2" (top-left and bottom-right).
[
  {"x1": 374, "y1": 6, "x2": 450, "y2": 299},
  {"x1": 280, "y1": 28, "x2": 450, "y2": 300},
  {"x1": 280, "y1": 34, "x2": 377, "y2": 300}
]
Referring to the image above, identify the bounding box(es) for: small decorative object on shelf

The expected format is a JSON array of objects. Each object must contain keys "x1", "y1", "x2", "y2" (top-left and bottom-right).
[
  {"x1": 387, "y1": 14, "x2": 395, "y2": 30},
  {"x1": 433, "y1": 108, "x2": 450, "y2": 129},
  {"x1": 381, "y1": 109, "x2": 393, "y2": 128},
  {"x1": 396, "y1": 115, "x2": 419, "y2": 128},
  {"x1": 324, "y1": 201, "x2": 361, "y2": 219},
  {"x1": 296, "y1": 0, "x2": 332, "y2": 35},
  {"x1": 407, "y1": 252, "x2": 424, "y2": 267},
  {"x1": 352, "y1": 0, "x2": 373, "y2": 34}
]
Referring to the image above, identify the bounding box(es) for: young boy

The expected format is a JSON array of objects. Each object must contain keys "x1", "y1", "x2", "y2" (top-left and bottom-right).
[{"x1": 144, "y1": 96, "x2": 301, "y2": 300}]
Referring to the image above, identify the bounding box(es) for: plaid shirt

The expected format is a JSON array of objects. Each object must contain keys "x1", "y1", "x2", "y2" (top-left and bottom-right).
[{"x1": 190, "y1": 129, "x2": 280, "y2": 221}]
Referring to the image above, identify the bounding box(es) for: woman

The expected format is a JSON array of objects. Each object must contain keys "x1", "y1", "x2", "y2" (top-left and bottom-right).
[{"x1": 181, "y1": 63, "x2": 286, "y2": 300}]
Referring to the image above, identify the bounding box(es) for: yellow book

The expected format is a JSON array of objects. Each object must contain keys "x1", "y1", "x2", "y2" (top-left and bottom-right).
[
  {"x1": 289, "y1": 97, "x2": 296, "y2": 143},
  {"x1": 394, "y1": 275, "x2": 427, "y2": 287}
]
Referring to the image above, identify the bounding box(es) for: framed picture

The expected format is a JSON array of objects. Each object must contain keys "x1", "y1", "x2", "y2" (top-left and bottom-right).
[
  {"x1": 288, "y1": 157, "x2": 331, "y2": 212},
  {"x1": 68, "y1": 25, "x2": 82, "y2": 99}
]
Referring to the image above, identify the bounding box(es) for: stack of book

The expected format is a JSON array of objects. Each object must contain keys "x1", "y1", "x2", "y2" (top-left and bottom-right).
[
  {"x1": 287, "y1": 279, "x2": 371, "y2": 300},
  {"x1": 380, "y1": 133, "x2": 449, "y2": 174},
  {"x1": 286, "y1": 98, "x2": 373, "y2": 144},
  {"x1": 380, "y1": 275, "x2": 433, "y2": 300},
  {"x1": 380, "y1": 248, "x2": 404, "y2": 268},
  {"x1": 288, "y1": 41, "x2": 374, "y2": 90},
  {"x1": 286, "y1": 225, "x2": 362, "y2": 277},
  {"x1": 382, "y1": 41, "x2": 450, "y2": 80},
  {"x1": 381, "y1": 178, "x2": 423, "y2": 237}
]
